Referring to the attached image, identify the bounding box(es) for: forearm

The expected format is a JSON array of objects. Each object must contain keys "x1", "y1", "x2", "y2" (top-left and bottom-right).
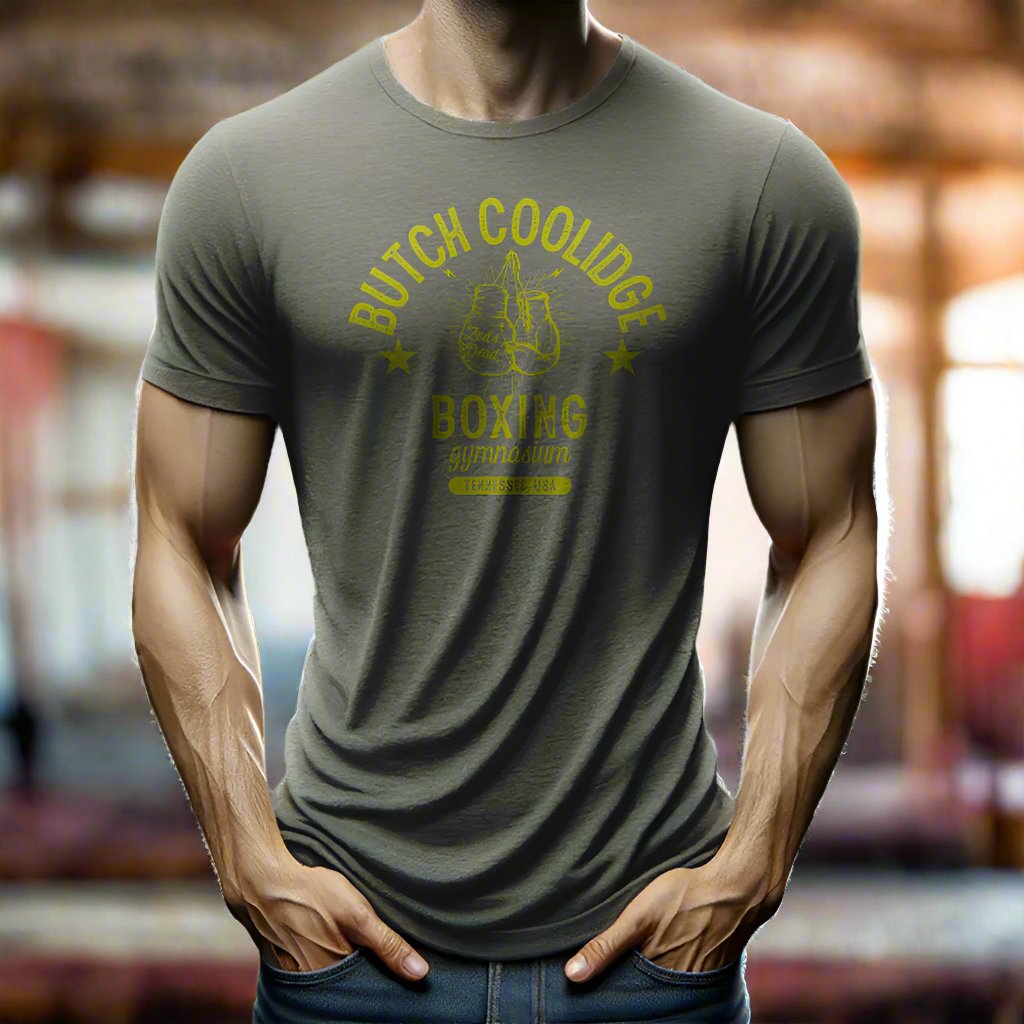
[
  {"x1": 131, "y1": 509, "x2": 288, "y2": 907},
  {"x1": 715, "y1": 509, "x2": 879, "y2": 895}
]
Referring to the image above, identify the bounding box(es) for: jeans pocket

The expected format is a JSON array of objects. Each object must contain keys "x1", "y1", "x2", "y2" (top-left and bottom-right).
[
  {"x1": 259, "y1": 946, "x2": 366, "y2": 987},
  {"x1": 629, "y1": 947, "x2": 743, "y2": 986}
]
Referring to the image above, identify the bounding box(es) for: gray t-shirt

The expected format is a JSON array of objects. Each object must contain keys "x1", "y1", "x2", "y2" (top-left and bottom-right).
[{"x1": 140, "y1": 32, "x2": 872, "y2": 960}]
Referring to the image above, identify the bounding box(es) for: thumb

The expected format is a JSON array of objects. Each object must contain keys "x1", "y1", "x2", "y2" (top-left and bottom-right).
[
  {"x1": 351, "y1": 910, "x2": 430, "y2": 981},
  {"x1": 564, "y1": 917, "x2": 644, "y2": 983}
]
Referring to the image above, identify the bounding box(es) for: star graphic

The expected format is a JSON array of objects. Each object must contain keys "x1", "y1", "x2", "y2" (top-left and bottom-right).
[
  {"x1": 603, "y1": 338, "x2": 640, "y2": 375},
  {"x1": 381, "y1": 337, "x2": 416, "y2": 374}
]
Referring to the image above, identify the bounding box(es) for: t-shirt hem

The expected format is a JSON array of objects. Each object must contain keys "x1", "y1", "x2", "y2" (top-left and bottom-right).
[
  {"x1": 140, "y1": 353, "x2": 279, "y2": 419},
  {"x1": 279, "y1": 819, "x2": 732, "y2": 962},
  {"x1": 734, "y1": 347, "x2": 872, "y2": 418}
]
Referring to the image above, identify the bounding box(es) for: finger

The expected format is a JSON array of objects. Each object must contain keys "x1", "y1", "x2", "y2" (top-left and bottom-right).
[
  {"x1": 565, "y1": 920, "x2": 643, "y2": 983},
  {"x1": 349, "y1": 908, "x2": 429, "y2": 981},
  {"x1": 271, "y1": 944, "x2": 300, "y2": 972}
]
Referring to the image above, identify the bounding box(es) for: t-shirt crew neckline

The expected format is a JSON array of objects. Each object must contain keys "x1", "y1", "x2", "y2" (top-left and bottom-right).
[{"x1": 367, "y1": 32, "x2": 638, "y2": 138}]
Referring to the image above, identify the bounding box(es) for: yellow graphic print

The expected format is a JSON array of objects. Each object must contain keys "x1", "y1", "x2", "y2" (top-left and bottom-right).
[
  {"x1": 347, "y1": 197, "x2": 668, "y2": 497},
  {"x1": 603, "y1": 337, "x2": 640, "y2": 375},
  {"x1": 381, "y1": 336, "x2": 416, "y2": 374},
  {"x1": 459, "y1": 250, "x2": 560, "y2": 378}
]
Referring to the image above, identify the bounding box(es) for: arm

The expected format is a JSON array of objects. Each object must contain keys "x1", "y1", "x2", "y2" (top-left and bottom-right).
[
  {"x1": 563, "y1": 119, "x2": 880, "y2": 981},
  {"x1": 132, "y1": 380, "x2": 278, "y2": 906},
  {"x1": 130, "y1": 381, "x2": 430, "y2": 980},
  {"x1": 564, "y1": 380, "x2": 881, "y2": 980},
  {"x1": 716, "y1": 379, "x2": 880, "y2": 894}
]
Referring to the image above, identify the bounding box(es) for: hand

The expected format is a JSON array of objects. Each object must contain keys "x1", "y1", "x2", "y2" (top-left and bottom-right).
[
  {"x1": 224, "y1": 848, "x2": 430, "y2": 981},
  {"x1": 563, "y1": 853, "x2": 784, "y2": 982}
]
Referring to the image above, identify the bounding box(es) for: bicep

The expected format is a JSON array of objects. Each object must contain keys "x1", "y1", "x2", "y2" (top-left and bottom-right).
[
  {"x1": 735, "y1": 381, "x2": 877, "y2": 560},
  {"x1": 134, "y1": 380, "x2": 276, "y2": 568}
]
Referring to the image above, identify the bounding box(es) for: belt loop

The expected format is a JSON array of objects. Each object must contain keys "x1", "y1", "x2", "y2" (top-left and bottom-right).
[
  {"x1": 485, "y1": 960, "x2": 502, "y2": 1024},
  {"x1": 533, "y1": 958, "x2": 545, "y2": 1024}
]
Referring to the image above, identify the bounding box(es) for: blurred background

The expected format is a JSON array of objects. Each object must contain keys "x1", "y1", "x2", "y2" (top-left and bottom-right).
[{"x1": 0, "y1": 1, "x2": 1022, "y2": 1022}]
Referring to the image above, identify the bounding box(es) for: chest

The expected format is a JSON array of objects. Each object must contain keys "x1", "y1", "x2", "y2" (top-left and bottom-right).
[
  {"x1": 261, "y1": 143, "x2": 750, "y2": 509},
  {"x1": 270, "y1": 173, "x2": 742, "y2": 395}
]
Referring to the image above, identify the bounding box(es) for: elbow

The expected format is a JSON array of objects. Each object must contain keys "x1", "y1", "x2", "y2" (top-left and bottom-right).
[
  {"x1": 129, "y1": 528, "x2": 177, "y2": 663},
  {"x1": 130, "y1": 568, "x2": 159, "y2": 669},
  {"x1": 850, "y1": 507, "x2": 883, "y2": 648}
]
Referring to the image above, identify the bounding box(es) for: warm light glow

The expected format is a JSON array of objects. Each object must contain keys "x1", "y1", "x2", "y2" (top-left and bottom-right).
[
  {"x1": 941, "y1": 276, "x2": 1024, "y2": 596},
  {"x1": 944, "y1": 275, "x2": 1024, "y2": 364},
  {"x1": 861, "y1": 291, "x2": 914, "y2": 354},
  {"x1": 941, "y1": 367, "x2": 1024, "y2": 596}
]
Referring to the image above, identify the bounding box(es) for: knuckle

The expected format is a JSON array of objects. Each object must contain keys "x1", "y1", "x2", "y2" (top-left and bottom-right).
[
  {"x1": 344, "y1": 903, "x2": 374, "y2": 933},
  {"x1": 374, "y1": 928, "x2": 408, "y2": 962},
  {"x1": 356, "y1": 902, "x2": 376, "y2": 923},
  {"x1": 588, "y1": 936, "x2": 617, "y2": 962}
]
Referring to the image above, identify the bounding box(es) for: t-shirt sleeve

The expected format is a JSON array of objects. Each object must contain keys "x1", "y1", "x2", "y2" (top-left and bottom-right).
[
  {"x1": 139, "y1": 122, "x2": 280, "y2": 419},
  {"x1": 734, "y1": 119, "x2": 873, "y2": 419}
]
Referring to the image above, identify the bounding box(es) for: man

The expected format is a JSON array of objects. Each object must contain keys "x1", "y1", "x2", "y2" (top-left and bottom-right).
[{"x1": 131, "y1": 1, "x2": 882, "y2": 1021}]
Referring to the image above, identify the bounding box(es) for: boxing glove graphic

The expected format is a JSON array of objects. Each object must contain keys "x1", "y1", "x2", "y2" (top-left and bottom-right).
[
  {"x1": 458, "y1": 257, "x2": 517, "y2": 376},
  {"x1": 506, "y1": 250, "x2": 560, "y2": 376},
  {"x1": 510, "y1": 287, "x2": 560, "y2": 376},
  {"x1": 458, "y1": 250, "x2": 561, "y2": 378}
]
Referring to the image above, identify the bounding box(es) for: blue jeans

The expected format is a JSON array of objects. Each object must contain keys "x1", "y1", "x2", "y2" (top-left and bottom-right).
[{"x1": 253, "y1": 941, "x2": 751, "y2": 1023}]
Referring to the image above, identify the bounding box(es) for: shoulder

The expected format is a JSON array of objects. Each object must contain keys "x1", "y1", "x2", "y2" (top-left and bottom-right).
[
  {"x1": 626, "y1": 37, "x2": 790, "y2": 184},
  {"x1": 633, "y1": 39, "x2": 857, "y2": 237},
  {"x1": 760, "y1": 120, "x2": 858, "y2": 224}
]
